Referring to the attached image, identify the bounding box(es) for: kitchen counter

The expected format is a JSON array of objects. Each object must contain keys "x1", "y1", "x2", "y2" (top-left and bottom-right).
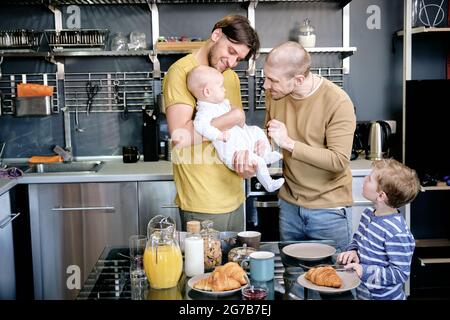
[
  {"x1": 0, "y1": 156, "x2": 372, "y2": 191},
  {"x1": 0, "y1": 179, "x2": 18, "y2": 196}
]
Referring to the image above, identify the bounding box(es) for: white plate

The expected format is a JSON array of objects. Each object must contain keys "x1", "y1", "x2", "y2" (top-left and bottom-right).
[
  {"x1": 297, "y1": 270, "x2": 361, "y2": 294},
  {"x1": 187, "y1": 273, "x2": 248, "y2": 296},
  {"x1": 282, "y1": 243, "x2": 336, "y2": 261}
]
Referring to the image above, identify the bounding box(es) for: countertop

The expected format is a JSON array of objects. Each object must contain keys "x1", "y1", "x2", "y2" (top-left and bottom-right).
[{"x1": 0, "y1": 156, "x2": 373, "y2": 195}]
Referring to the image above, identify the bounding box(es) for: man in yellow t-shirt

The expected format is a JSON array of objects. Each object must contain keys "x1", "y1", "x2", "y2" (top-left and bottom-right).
[
  {"x1": 262, "y1": 42, "x2": 356, "y2": 252},
  {"x1": 163, "y1": 15, "x2": 260, "y2": 231}
]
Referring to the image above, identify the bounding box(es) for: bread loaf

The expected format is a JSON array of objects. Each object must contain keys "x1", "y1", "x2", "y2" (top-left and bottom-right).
[
  {"x1": 304, "y1": 266, "x2": 342, "y2": 288},
  {"x1": 194, "y1": 262, "x2": 248, "y2": 292}
]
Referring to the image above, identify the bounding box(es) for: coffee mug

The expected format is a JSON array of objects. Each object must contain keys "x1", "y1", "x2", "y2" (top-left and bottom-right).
[
  {"x1": 241, "y1": 251, "x2": 275, "y2": 282},
  {"x1": 123, "y1": 145, "x2": 141, "y2": 163},
  {"x1": 237, "y1": 231, "x2": 261, "y2": 250}
]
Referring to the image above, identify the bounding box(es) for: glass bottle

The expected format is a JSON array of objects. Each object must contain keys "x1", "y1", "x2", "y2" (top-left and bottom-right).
[
  {"x1": 184, "y1": 220, "x2": 204, "y2": 277},
  {"x1": 298, "y1": 18, "x2": 316, "y2": 48},
  {"x1": 200, "y1": 220, "x2": 222, "y2": 271},
  {"x1": 143, "y1": 215, "x2": 183, "y2": 289}
]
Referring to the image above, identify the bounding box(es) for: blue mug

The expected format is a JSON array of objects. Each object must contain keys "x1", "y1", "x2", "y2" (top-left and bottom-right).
[{"x1": 241, "y1": 251, "x2": 275, "y2": 282}]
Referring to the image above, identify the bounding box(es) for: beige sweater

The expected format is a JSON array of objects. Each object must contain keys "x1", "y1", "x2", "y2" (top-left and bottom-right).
[{"x1": 265, "y1": 77, "x2": 356, "y2": 208}]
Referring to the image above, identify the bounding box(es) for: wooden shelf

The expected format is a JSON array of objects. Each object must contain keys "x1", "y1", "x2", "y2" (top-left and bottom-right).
[
  {"x1": 155, "y1": 41, "x2": 206, "y2": 53},
  {"x1": 416, "y1": 238, "x2": 450, "y2": 248},
  {"x1": 397, "y1": 27, "x2": 450, "y2": 36},
  {"x1": 422, "y1": 185, "x2": 450, "y2": 191}
]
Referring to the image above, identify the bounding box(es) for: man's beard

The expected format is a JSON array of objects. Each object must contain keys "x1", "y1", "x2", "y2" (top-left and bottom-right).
[{"x1": 207, "y1": 43, "x2": 224, "y2": 72}]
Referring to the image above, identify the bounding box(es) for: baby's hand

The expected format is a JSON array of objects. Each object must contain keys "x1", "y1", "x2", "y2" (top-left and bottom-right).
[
  {"x1": 337, "y1": 250, "x2": 360, "y2": 265},
  {"x1": 217, "y1": 130, "x2": 230, "y2": 142}
]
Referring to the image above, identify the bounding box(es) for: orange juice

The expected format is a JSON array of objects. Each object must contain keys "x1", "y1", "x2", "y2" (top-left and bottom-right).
[{"x1": 144, "y1": 244, "x2": 183, "y2": 289}]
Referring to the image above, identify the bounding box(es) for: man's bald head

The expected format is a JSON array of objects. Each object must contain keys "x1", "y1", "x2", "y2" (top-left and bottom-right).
[
  {"x1": 187, "y1": 65, "x2": 223, "y2": 100},
  {"x1": 266, "y1": 41, "x2": 311, "y2": 79}
]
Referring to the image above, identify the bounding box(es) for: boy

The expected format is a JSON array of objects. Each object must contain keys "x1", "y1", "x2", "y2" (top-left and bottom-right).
[
  {"x1": 337, "y1": 158, "x2": 421, "y2": 300},
  {"x1": 187, "y1": 65, "x2": 284, "y2": 192}
]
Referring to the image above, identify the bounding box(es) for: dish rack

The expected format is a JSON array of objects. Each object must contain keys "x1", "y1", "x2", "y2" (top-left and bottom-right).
[
  {"x1": 44, "y1": 29, "x2": 109, "y2": 52},
  {"x1": 0, "y1": 29, "x2": 43, "y2": 52}
]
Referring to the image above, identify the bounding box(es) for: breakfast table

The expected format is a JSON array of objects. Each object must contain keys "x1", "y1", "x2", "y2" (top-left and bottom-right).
[{"x1": 77, "y1": 240, "x2": 356, "y2": 300}]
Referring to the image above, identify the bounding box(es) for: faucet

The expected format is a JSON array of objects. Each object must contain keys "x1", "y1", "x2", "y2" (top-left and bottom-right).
[{"x1": 53, "y1": 145, "x2": 73, "y2": 162}]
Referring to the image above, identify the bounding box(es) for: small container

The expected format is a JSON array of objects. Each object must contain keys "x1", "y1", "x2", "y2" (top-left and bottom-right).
[
  {"x1": 242, "y1": 285, "x2": 268, "y2": 300},
  {"x1": 298, "y1": 18, "x2": 316, "y2": 48},
  {"x1": 14, "y1": 96, "x2": 52, "y2": 117},
  {"x1": 184, "y1": 221, "x2": 204, "y2": 277},
  {"x1": 200, "y1": 220, "x2": 222, "y2": 271},
  {"x1": 228, "y1": 244, "x2": 256, "y2": 268}
]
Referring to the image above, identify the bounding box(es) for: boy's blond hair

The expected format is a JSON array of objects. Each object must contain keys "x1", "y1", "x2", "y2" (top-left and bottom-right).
[{"x1": 372, "y1": 159, "x2": 421, "y2": 208}]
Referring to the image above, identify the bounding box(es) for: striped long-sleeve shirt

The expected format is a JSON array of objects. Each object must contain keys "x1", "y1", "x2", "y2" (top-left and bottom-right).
[{"x1": 346, "y1": 207, "x2": 415, "y2": 300}]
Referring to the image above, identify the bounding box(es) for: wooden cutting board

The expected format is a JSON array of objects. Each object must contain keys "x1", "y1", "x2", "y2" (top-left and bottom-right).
[{"x1": 155, "y1": 41, "x2": 206, "y2": 52}]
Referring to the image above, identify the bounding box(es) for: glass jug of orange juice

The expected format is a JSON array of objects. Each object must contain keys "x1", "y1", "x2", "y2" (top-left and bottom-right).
[{"x1": 143, "y1": 215, "x2": 183, "y2": 289}]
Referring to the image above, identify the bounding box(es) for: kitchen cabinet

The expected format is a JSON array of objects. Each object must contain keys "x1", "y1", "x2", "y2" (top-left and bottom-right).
[
  {"x1": 138, "y1": 181, "x2": 180, "y2": 234},
  {"x1": 0, "y1": 191, "x2": 17, "y2": 299},
  {"x1": 28, "y1": 182, "x2": 138, "y2": 300}
]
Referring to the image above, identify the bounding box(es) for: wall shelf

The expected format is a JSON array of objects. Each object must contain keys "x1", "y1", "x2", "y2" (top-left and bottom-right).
[
  {"x1": 259, "y1": 46, "x2": 357, "y2": 58},
  {"x1": 0, "y1": 0, "x2": 352, "y2": 7},
  {"x1": 0, "y1": 50, "x2": 154, "y2": 58},
  {"x1": 397, "y1": 26, "x2": 450, "y2": 36}
]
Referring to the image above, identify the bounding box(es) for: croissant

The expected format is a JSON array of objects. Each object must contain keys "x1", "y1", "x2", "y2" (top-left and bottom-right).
[
  {"x1": 304, "y1": 266, "x2": 342, "y2": 288},
  {"x1": 194, "y1": 262, "x2": 248, "y2": 292}
]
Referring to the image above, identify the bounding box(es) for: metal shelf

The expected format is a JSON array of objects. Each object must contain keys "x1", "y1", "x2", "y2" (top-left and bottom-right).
[
  {"x1": 1, "y1": 0, "x2": 352, "y2": 6},
  {"x1": 0, "y1": 50, "x2": 154, "y2": 58},
  {"x1": 397, "y1": 26, "x2": 450, "y2": 36},
  {"x1": 259, "y1": 47, "x2": 357, "y2": 58}
]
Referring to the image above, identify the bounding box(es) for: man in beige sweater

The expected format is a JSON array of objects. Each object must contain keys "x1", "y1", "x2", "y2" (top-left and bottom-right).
[{"x1": 262, "y1": 42, "x2": 356, "y2": 252}]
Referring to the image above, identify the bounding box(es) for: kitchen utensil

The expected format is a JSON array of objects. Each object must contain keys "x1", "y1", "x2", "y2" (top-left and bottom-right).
[
  {"x1": 297, "y1": 270, "x2": 361, "y2": 294},
  {"x1": 85, "y1": 80, "x2": 99, "y2": 116},
  {"x1": 366, "y1": 120, "x2": 391, "y2": 160},
  {"x1": 282, "y1": 243, "x2": 336, "y2": 261},
  {"x1": 122, "y1": 145, "x2": 140, "y2": 163}
]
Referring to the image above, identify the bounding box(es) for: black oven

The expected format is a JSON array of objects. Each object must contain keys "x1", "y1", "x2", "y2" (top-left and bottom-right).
[{"x1": 245, "y1": 174, "x2": 282, "y2": 242}]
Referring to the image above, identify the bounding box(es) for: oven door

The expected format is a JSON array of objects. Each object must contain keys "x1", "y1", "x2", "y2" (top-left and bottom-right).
[{"x1": 246, "y1": 195, "x2": 280, "y2": 242}]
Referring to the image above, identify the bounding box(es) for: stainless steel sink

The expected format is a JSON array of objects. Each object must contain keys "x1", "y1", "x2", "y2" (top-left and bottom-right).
[{"x1": 27, "y1": 161, "x2": 105, "y2": 173}]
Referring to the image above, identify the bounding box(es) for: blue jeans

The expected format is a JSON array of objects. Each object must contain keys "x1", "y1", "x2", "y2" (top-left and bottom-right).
[{"x1": 278, "y1": 199, "x2": 352, "y2": 253}]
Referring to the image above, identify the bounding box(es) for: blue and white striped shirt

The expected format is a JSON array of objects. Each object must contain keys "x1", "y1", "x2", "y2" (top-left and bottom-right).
[{"x1": 346, "y1": 207, "x2": 415, "y2": 300}]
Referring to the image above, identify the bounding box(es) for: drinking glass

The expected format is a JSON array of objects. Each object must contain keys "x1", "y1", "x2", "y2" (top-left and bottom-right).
[{"x1": 129, "y1": 234, "x2": 148, "y2": 292}]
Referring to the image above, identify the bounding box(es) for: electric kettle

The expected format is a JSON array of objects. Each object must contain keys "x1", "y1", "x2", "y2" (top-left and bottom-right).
[{"x1": 366, "y1": 120, "x2": 392, "y2": 160}]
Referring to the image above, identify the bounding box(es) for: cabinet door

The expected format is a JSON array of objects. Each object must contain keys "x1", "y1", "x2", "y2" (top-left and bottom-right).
[
  {"x1": 29, "y1": 182, "x2": 138, "y2": 300},
  {"x1": 138, "y1": 181, "x2": 179, "y2": 234},
  {"x1": 0, "y1": 192, "x2": 16, "y2": 299}
]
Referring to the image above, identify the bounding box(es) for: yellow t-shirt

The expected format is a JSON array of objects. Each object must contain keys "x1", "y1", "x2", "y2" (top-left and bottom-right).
[{"x1": 163, "y1": 54, "x2": 245, "y2": 213}]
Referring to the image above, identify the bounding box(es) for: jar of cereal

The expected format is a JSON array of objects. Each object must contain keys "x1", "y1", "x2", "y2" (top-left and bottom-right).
[{"x1": 200, "y1": 220, "x2": 222, "y2": 271}]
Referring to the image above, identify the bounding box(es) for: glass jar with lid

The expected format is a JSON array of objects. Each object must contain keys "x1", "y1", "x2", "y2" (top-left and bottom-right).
[
  {"x1": 200, "y1": 220, "x2": 222, "y2": 271},
  {"x1": 298, "y1": 18, "x2": 316, "y2": 48},
  {"x1": 143, "y1": 215, "x2": 183, "y2": 289}
]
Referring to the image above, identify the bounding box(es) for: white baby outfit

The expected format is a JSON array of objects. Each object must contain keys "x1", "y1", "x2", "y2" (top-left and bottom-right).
[{"x1": 193, "y1": 99, "x2": 284, "y2": 192}]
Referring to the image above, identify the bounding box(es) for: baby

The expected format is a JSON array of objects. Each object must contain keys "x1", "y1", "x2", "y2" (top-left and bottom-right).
[{"x1": 187, "y1": 65, "x2": 284, "y2": 192}]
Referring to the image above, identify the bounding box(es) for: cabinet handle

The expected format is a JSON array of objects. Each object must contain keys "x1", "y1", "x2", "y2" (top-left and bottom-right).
[
  {"x1": 0, "y1": 212, "x2": 21, "y2": 229},
  {"x1": 419, "y1": 258, "x2": 450, "y2": 266},
  {"x1": 253, "y1": 200, "x2": 278, "y2": 208},
  {"x1": 161, "y1": 204, "x2": 179, "y2": 209},
  {"x1": 51, "y1": 206, "x2": 115, "y2": 212}
]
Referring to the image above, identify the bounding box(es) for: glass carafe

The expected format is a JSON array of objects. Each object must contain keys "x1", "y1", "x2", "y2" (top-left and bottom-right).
[{"x1": 143, "y1": 215, "x2": 183, "y2": 289}]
